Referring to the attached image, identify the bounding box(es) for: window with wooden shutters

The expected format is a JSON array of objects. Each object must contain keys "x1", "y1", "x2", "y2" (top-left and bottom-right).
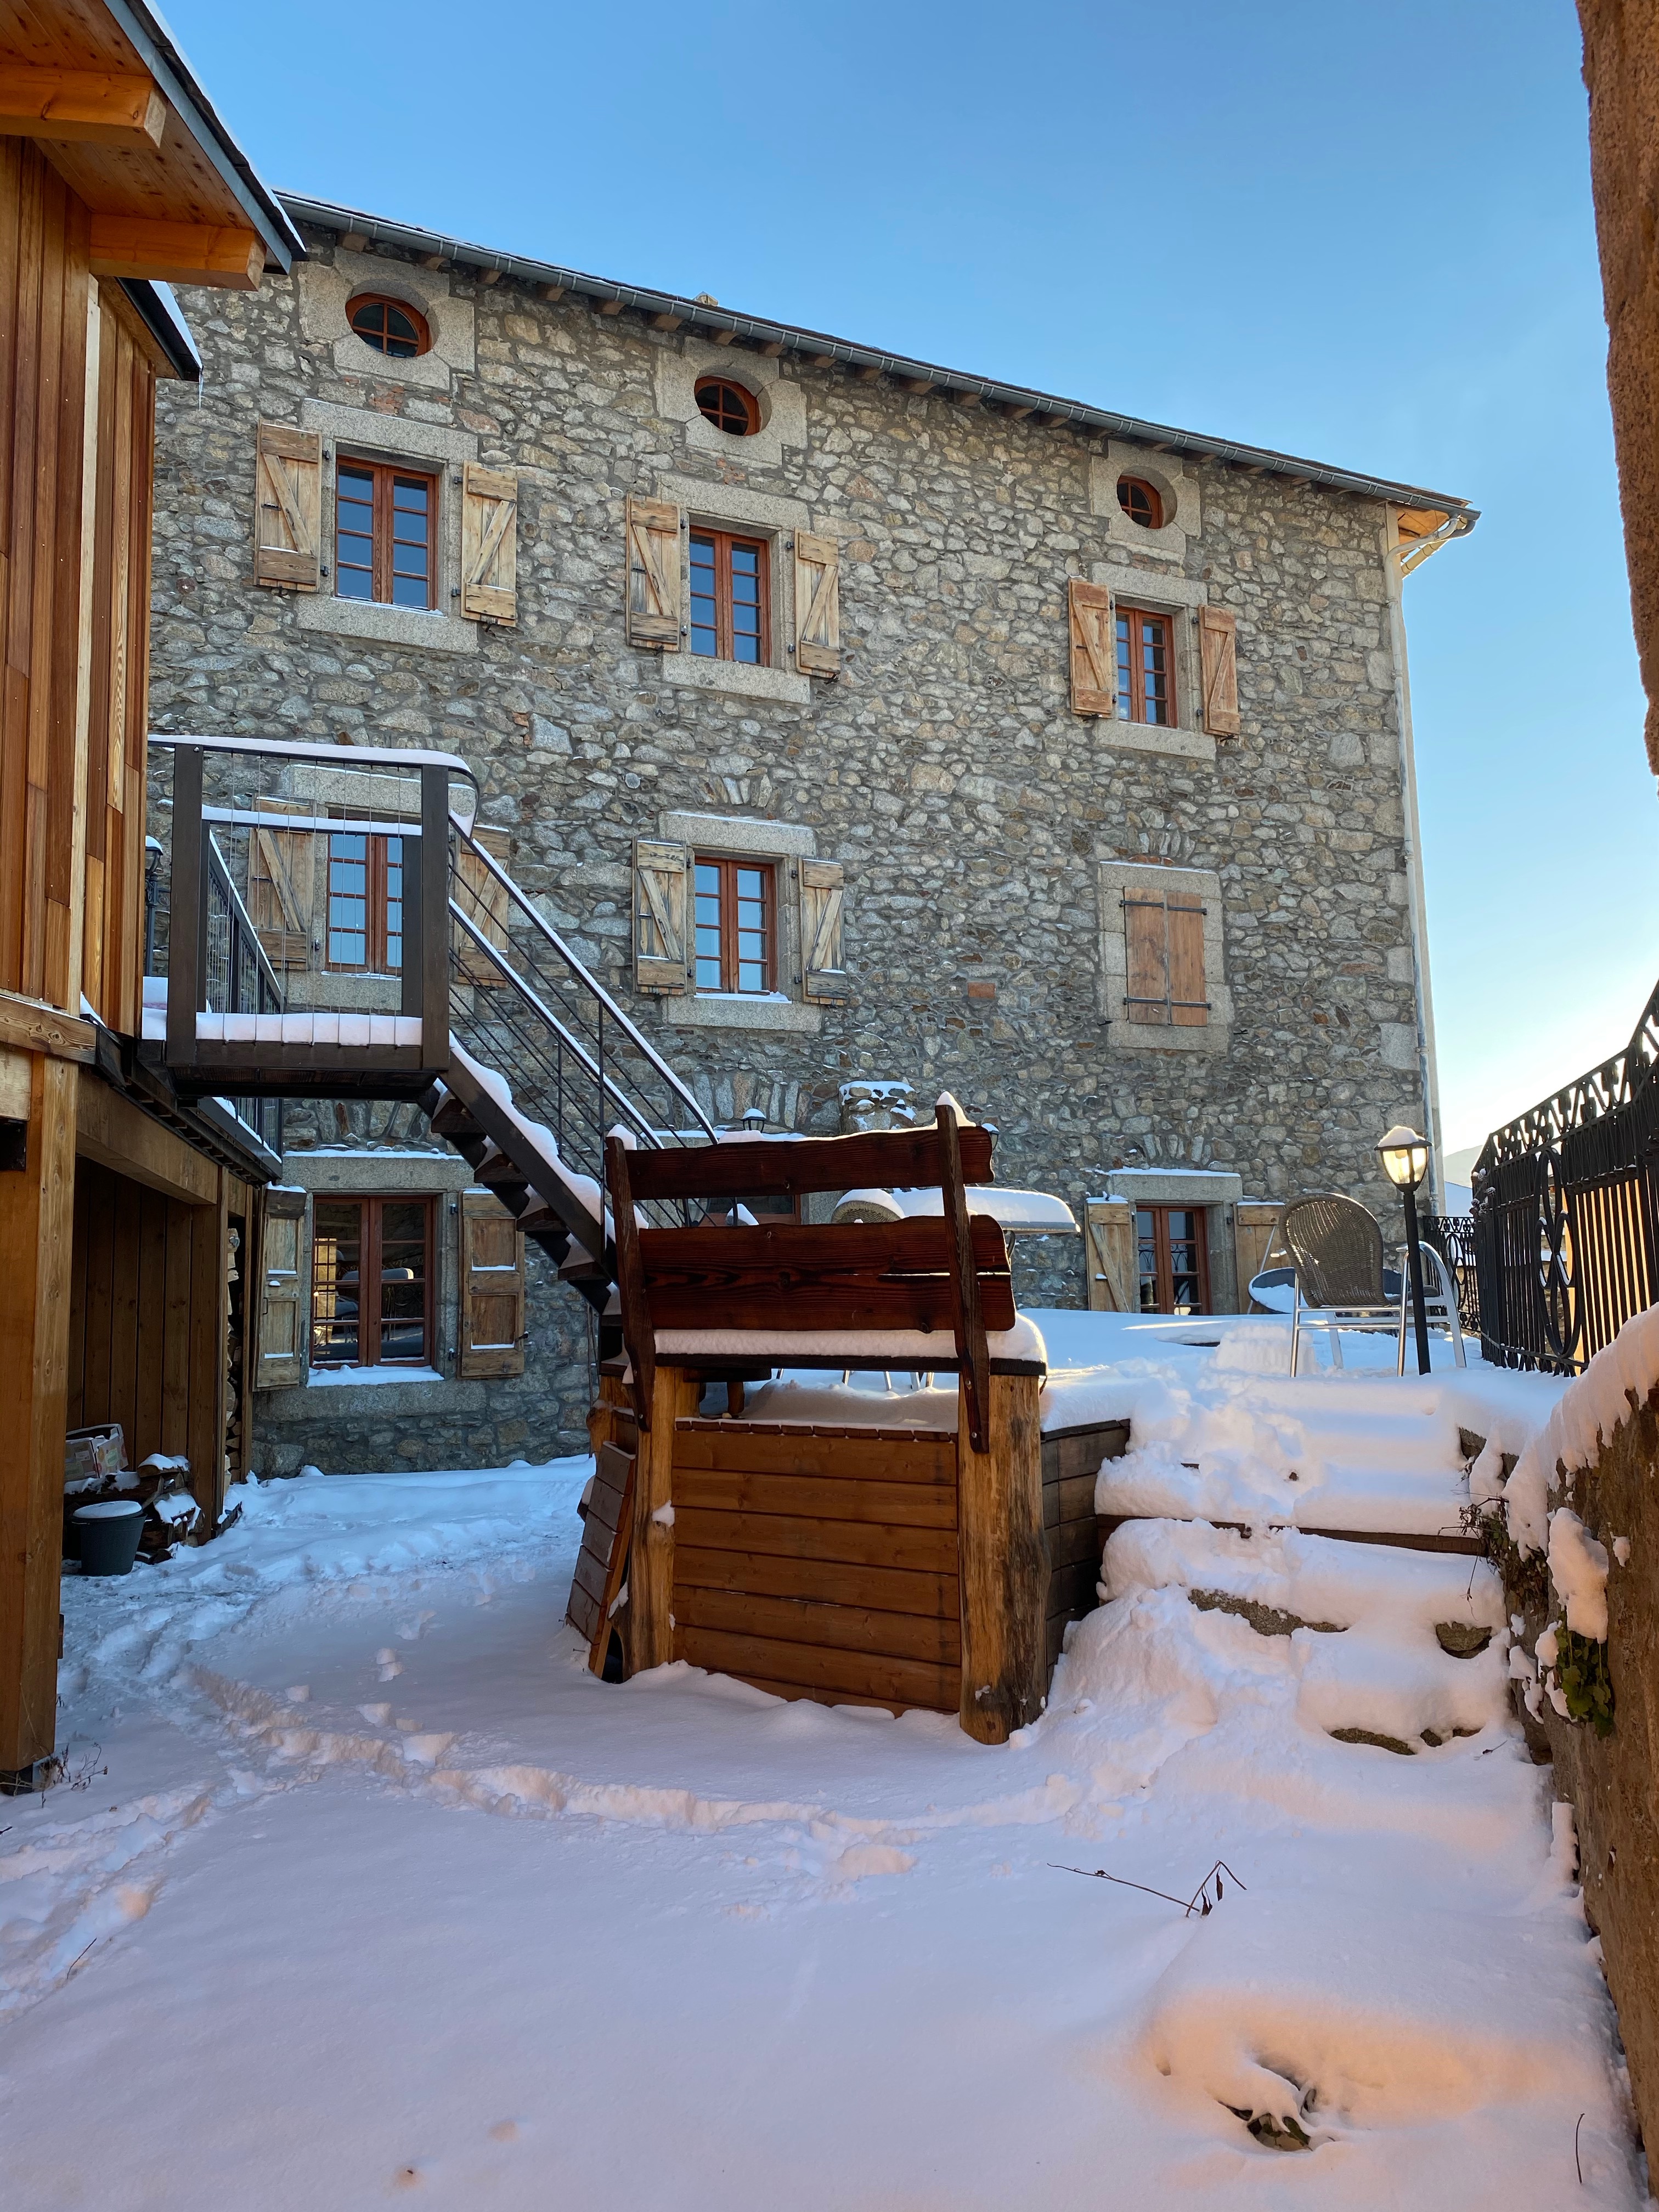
[
  {"x1": 1198, "y1": 605, "x2": 1240, "y2": 736},
  {"x1": 458, "y1": 1189, "x2": 525, "y2": 1379},
  {"x1": 1122, "y1": 888, "x2": 1209, "y2": 1026},
  {"x1": 634, "y1": 838, "x2": 690, "y2": 992},
  {"x1": 254, "y1": 423, "x2": 321, "y2": 591},
  {"x1": 794, "y1": 532, "x2": 841, "y2": 676},
  {"x1": 455, "y1": 827, "x2": 512, "y2": 985},
  {"x1": 800, "y1": 859, "x2": 850, "y2": 1001},
  {"x1": 255, "y1": 1189, "x2": 307, "y2": 1388},
  {"x1": 461, "y1": 462, "x2": 517, "y2": 623},
  {"x1": 1068, "y1": 578, "x2": 1115, "y2": 716},
  {"x1": 627, "y1": 495, "x2": 682, "y2": 648}
]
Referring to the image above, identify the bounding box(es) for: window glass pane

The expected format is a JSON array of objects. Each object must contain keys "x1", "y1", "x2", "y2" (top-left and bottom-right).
[
  {"x1": 689, "y1": 534, "x2": 717, "y2": 658},
  {"x1": 312, "y1": 1200, "x2": 362, "y2": 1364},
  {"x1": 328, "y1": 833, "x2": 368, "y2": 966},
  {"x1": 385, "y1": 838, "x2": 403, "y2": 973},
  {"x1": 1142, "y1": 617, "x2": 1169, "y2": 725},
  {"x1": 377, "y1": 1200, "x2": 427, "y2": 1362},
  {"x1": 694, "y1": 860, "x2": 724, "y2": 989},
  {"x1": 390, "y1": 478, "x2": 430, "y2": 608},
  {"x1": 1116, "y1": 613, "x2": 1132, "y2": 715},
  {"x1": 733, "y1": 865, "x2": 768, "y2": 992},
  {"x1": 383, "y1": 306, "x2": 420, "y2": 357},
  {"x1": 336, "y1": 469, "x2": 374, "y2": 601},
  {"x1": 730, "y1": 541, "x2": 762, "y2": 664},
  {"x1": 1136, "y1": 1207, "x2": 1159, "y2": 1312}
]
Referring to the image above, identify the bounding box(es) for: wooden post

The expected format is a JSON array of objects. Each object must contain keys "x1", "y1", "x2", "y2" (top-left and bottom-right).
[
  {"x1": 165, "y1": 742, "x2": 201, "y2": 1070},
  {"x1": 419, "y1": 764, "x2": 449, "y2": 1073},
  {"x1": 937, "y1": 1102, "x2": 992, "y2": 1452},
  {"x1": 605, "y1": 1135, "x2": 653, "y2": 1426},
  {"x1": 0, "y1": 1055, "x2": 78, "y2": 1784},
  {"x1": 957, "y1": 1369, "x2": 1048, "y2": 1746},
  {"x1": 628, "y1": 1364, "x2": 698, "y2": 1673},
  {"x1": 185, "y1": 1172, "x2": 228, "y2": 1528}
]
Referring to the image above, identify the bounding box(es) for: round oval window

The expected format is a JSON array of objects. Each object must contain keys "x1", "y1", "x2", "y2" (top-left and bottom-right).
[
  {"x1": 347, "y1": 294, "x2": 432, "y2": 360},
  {"x1": 1117, "y1": 476, "x2": 1164, "y2": 529},
  {"x1": 695, "y1": 377, "x2": 760, "y2": 436}
]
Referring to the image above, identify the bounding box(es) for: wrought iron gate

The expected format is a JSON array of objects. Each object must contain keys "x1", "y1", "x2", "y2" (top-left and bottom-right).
[{"x1": 1471, "y1": 978, "x2": 1659, "y2": 1373}]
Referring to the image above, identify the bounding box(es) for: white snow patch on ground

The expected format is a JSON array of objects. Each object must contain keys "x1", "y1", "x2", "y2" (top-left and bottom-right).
[{"x1": 0, "y1": 1348, "x2": 1639, "y2": 2209}]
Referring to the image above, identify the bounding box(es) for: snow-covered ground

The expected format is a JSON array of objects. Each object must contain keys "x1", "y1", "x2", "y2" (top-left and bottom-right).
[{"x1": 0, "y1": 1316, "x2": 1641, "y2": 2208}]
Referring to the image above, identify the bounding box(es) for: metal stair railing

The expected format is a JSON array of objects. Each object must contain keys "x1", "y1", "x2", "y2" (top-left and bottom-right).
[{"x1": 447, "y1": 819, "x2": 716, "y2": 1231}]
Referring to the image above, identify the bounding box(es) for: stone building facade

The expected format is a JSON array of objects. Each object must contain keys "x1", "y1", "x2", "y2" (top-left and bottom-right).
[{"x1": 147, "y1": 194, "x2": 1470, "y2": 1468}]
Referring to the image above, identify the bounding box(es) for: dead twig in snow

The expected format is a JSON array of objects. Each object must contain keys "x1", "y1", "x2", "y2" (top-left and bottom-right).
[
  {"x1": 1051, "y1": 1858, "x2": 1246, "y2": 1917},
  {"x1": 1576, "y1": 2111, "x2": 1585, "y2": 2185}
]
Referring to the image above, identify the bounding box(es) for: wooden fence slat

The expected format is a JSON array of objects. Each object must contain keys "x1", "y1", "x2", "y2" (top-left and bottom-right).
[
  {"x1": 673, "y1": 1468, "x2": 957, "y2": 1528},
  {"x1": 675, "y1": 1585, "x2": 961, "y2": 1666},
  {"x1": 672, "y1": 1506, "x2": 958, "y2": 1576},
  {"x1": 673, "y1": 1544, "x2": 958, "y2": 1620},
  {"x1": 673, "y1": 1623, "x2": 958, "y2": 1712}
]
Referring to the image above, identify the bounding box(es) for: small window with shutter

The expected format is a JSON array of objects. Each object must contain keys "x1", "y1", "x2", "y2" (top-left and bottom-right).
[{"x1": 1100, "y1": 861, "x2": 1229, "y2": 1049}]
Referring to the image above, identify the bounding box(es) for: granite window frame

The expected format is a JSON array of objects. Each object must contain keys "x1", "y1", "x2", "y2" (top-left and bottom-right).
[{"x1": 1098, "y1": 859, "x2": 1233, "y2": 1056}]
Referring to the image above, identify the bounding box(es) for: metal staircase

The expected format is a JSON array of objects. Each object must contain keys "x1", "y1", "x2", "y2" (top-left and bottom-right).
[{"x1": 421, "y1": 819, "x2": 716, "y2": 1324}]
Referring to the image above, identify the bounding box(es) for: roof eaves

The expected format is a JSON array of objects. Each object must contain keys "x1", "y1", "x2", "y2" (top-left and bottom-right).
[
  {"x1": 278, "y1": 192, "x2": 1475, "y2": 527},
  {"x1": 119, "y1": 278, "x2": 201, "y2": 381},
  {"x1": 108, "y1": 1, "x2": 304, "y2": 272}
]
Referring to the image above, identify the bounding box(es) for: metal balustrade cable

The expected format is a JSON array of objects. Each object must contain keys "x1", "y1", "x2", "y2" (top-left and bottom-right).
[{"x1": 446, "y1": 821, "x2": 715, "y2": 1232}]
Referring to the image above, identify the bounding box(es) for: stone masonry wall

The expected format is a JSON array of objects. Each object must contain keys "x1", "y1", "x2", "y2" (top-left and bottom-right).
[{"x1": 149, "y1": 217, "x2": 1439, "y2": 1443}]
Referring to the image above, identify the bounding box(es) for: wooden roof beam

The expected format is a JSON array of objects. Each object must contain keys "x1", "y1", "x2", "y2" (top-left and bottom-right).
[
  {"x1": 89, "y1": 215, "x2": 262, "y2": 290},
  {"x1": 0, "y1": 64, "x2": 166, "y2": 148}
]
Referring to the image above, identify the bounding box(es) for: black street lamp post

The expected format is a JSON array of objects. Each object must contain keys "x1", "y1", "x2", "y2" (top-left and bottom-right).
[{"x1": 1376, "y1": 1124, "x2": 1432, "y2": 1377}]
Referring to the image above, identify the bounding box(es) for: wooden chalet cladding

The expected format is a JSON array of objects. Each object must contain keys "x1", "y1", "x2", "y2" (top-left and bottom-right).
[{"x1": 0, "y1": 0, "x2": 298, "y2": 1790}]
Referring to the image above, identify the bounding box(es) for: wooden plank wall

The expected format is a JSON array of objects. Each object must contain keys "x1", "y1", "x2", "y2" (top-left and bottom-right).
[
  {"x1": 671, "y1": 1420, "x2": 961, "y2": 1714},
  {"x1": 81, "y1": 286, "x2": 154, "y2": 1036},
  {"x1": 66, "y1": 1156, "x2": 227, "y2": 1496},
  {"x1": 0, "y1": 139, "x2": 93, "y2": 1017},
  {"x1": 1041, "y1": 1418, "x2": 1130, "y2": 1669}
]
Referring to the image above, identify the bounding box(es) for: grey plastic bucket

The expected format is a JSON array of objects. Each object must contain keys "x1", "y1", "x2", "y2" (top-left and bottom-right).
[{"x1": 73, "y1": 1499, "x2": 144, "y2": 1576}]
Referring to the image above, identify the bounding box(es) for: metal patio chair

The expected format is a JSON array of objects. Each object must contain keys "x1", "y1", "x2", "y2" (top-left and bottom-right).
[{"x1": 1278, "y1": 1193, "x2": 1407, "y2": 1375}]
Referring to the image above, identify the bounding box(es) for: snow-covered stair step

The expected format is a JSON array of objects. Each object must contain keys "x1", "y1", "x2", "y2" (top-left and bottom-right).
[{"x1": 1100, "y1": 1517, "x2": 1511, "y2": 1752}]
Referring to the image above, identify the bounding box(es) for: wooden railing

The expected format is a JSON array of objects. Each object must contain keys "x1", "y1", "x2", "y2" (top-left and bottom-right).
[{"x1": 1471, "y1": 977, "x2": 1659, "y2": 1372}]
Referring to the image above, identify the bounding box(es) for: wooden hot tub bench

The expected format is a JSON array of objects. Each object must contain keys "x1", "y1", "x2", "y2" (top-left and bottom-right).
[{"x1": 570, "y1": 1105, "x2": 1125, "y2": 1745}]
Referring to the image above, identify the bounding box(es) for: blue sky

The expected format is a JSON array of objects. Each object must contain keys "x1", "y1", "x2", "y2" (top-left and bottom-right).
[{"x1": 170, "y1": 0, "x2": 1655, "y2": 1156}]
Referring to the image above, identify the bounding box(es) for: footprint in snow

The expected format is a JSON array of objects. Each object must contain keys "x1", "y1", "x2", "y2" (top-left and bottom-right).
[
  {"x1": 398, "y1": 1611, "x2": 436, "y2": 1642},
  {"x1": 375, "y1": 1649, "x2": 403, "y2": 1682}
]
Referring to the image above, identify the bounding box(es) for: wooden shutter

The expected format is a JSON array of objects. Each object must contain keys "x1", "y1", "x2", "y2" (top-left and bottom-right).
[
  {"x1": 253, "y1": 423, "x2": 321, "y2": 591},
  {"x1": 1198, "y1": 605, "x2": 1239, "y2": 736},
  {"x1": 458, "y1": 1189, "x2": 526, "y2": 1378},
  {"x1": 794, "y1": 532, "x2": 842, "y2": 676},
  {"x1": 248, "y1": 803, "x2": 317, "y2": 973},
  {"x1": 626, "y1": 495, "x2": 682, "y2": 648},
  {"x1": 461, "y1": 463, "x2": 517, "y2": 623},
  {"x1": 1123, "y1": 891, "x2": 1171, "y2": 1024},
  {"x1": 634, "y1": 839, "x2": 689, "y2": 992},
  {"x1": 255, "y1": 1188, "x2": 307, "y2": 1388},
  {"x1": 1085, "y1": 1200, "x2": 1137, "y2": 1312},
  {"x1": 800, "y1": 859, "x2": 850, "y2": 1001},
  {"x1": 455, "y1": 827, "x2": 512, "y2": 986},
  {"x1": 1068, "y1": 579, "x2": 1115, "y2": 716},
  {"x1": 1167, "y1": 895, "x2": 1209, "y2": 1026}
]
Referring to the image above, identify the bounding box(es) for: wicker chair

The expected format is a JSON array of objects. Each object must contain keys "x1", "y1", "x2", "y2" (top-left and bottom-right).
[{"x1": 1278, "y1": 1193, "x2": 1406, "y2": 1375}]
